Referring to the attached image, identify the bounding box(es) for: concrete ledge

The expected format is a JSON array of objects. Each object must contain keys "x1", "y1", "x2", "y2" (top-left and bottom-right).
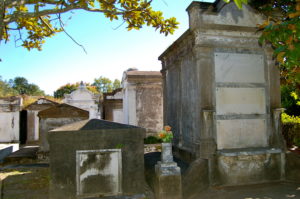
[{"x1": 218, "y1": 147, "x2": 282, "y2": 156}]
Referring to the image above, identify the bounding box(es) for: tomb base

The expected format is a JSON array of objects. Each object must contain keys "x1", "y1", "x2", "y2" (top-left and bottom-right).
[
  {"x1": 214, "y1": 148, "x2": 285, "y2": 186},
  {"x1": 154, "y1": 161, "x2": 182, "y2": 199}
]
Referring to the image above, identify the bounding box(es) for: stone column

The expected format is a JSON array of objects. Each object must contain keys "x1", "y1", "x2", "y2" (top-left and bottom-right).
[
  {"x1": 199, "y1": 110, "x2": 216, "y2": 159},
  {"x1": 155, "y1": 143, "x2": 182, "y2": 199},
  {"x1": 272, "y1": 108, "x2": 286, "y2": 149}
]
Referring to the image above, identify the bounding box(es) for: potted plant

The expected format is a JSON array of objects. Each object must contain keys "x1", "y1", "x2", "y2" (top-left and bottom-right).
[{"x1": 158, "y1": 125, "x2": 174, "y2": 163}]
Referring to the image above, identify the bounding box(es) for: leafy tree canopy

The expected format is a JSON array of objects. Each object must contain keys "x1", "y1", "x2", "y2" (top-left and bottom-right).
[
  {"x1": 0, "y1": 0, "x2": 179, "y2": 50},
  {"x1": 92, "y1": 76, "x2": 121, "y2": 93},
  {"x1": 0, "y1": 76, "x2": 18, "y2": 97},
  {"x1": 9, "y1": 76, "x2": 45, "y2": 96}
]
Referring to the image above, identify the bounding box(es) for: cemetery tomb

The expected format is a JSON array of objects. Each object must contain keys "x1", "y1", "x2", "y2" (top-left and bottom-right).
[
  {"x1": 48, "y1": 119, "x2": 145, "y2": 199},
  {"x1": 159, "y1": 0, "x2": 285, "y2": 186}
]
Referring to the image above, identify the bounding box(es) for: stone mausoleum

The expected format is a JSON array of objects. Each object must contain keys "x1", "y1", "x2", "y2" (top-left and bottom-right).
[
  {"x1": 63, "y1": 82, "x2": 101, "y2": 119},
  {"x1": 122, "y1": 69, "x2": 163, "y2": 134},
  {"x1": 102, "y1": 88, "x2": 123, "y2": 123},
  {"x1": 159, "y1": 0, "x2": 285, "y2": 186}
]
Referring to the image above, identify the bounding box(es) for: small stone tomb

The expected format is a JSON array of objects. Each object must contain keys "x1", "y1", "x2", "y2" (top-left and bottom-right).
[
  {"x1": 25, "y1": 98, "x2": 58, "y2": 143},
  {"x1": 38, "y1": 103, "x2": 89, "y2": 152},
  {"x1": 48, "y1": 119, "x2": 145, "y2": 199}
]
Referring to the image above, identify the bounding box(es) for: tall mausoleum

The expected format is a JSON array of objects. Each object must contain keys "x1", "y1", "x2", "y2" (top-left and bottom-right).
[{"x1": 159, "y1": 0, "x2": 285, "y2": 185}]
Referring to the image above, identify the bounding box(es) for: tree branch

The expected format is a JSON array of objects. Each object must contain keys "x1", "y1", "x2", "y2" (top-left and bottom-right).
[
  {"x1": 39, "y1": 16, "x2": 55, "y2": 35},
  {"x1": 57, "y1": 13, "x2": 87, "y2": 54},
  {"x1": 0, "y1": 0, "x2": 5, "y2": 43}
]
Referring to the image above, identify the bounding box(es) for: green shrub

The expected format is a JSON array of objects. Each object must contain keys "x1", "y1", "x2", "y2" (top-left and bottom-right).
[
  {"x1": 282, "y1": 114, "x2": 300, "y2": 147},
  {"x1": 281, "y1": 85, "x2": 300, "y2": 116},
  {"x1": 282, "y1": 113, "x2": 300, "y2": 124},
  {"x1": 144, "y1": 136, "x2": 162, "y2": 144}
]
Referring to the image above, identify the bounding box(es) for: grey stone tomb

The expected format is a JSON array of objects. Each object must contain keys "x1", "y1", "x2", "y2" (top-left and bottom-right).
[
  {"x1": 48, "y1": 119, "x2": 146, "y2": 199},
  {"x1": 159, "y1": 0, "x2": 285, "y2": 186}
]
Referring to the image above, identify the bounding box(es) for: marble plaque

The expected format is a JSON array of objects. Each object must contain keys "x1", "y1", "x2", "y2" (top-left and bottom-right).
[
  {"x1": 216, "y1": 87, "x2": 266, "y2": 115},
  {"x1": 215, "y1": 53, "x2": 265, "y2": 83},
  {"x1": 76, "y1": 149, "x2": 122, "y2": 197},
  {"x1": 216, "y1": 119, "x2": 267, "y2": 149}
]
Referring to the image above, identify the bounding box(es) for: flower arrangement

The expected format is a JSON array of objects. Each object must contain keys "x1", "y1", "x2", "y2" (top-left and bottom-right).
[{"x1": 158, "y1": 125, "x2": 173, "y2": 143}]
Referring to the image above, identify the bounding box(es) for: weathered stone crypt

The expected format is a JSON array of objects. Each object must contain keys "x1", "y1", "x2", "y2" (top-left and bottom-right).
[{"x1": 159, "y1": 0, "x2": 285, "y2": 186}]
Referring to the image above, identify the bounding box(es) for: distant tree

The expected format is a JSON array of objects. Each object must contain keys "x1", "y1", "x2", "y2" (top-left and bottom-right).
[
  {"x1": 53, "y1": 82, "x2": 100, "y2": 98},
  {"x1": 9, "y1": 76, "x2": 45, "y2": 96},
  {"x1": 0, "y1": 0, "x2": 178, "y2": 51},
  {"x1": 53, "y1": 83, "x2": 78, "y2": 98},
  {"x1": 0, "y1": 76, "x2": 18, "y2": 97},
  {"x1": 92, "y1": 76, "x2": 121, "y2": 93},
  {"x1": 113, "y1": 79, "x2": 121, "y2": 90}
]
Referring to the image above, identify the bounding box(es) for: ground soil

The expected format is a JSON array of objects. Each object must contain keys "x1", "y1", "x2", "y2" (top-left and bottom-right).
[{"x1": 1, "y1": 147, "x2": 300, "y2": 199}]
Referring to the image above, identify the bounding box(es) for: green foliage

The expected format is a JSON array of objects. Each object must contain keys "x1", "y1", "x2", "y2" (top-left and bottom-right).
[
  {"x1": 1, "y1": 0, "x2": 179, "y2": 51},
  {"x1": 9, "y1": 77, "x2": 45, "y2": 96},
  {"x1": 226, "y1": 0, "x2": 300, "y2": 93},
  {"x1": 157, "y1": 126, "x2": 173, "y2": 143},
  {"x1": 254, "y1": 0, "x2": 300, "y2": 92},
  {"x1": 282, "y1": 122, "x2": 300, "y2": 147},
  {"x1": 53, "y1": 82, "x2": 99, "y2": 98},
  {"x1": 144, "y1": 136, "x2": 162, "y2": 144},
  {"x1": 115, "y1": 144, "x2": 124, "y2": 149},
  {"x1": 281, "y1": 85, "x2": 300, "y2": 116},
  {"x1": 282, "y1": 113, "x2": 300, "y2": 124},
  {"x1": 0, "y1": 76, "x2": 18, "y2": 97},
  {"x1": 92, "y1": 76, "x2": 121, "y2": 93},
  {"x1": 113, "y1": 79, "x2": 121, "y2": 91},
  {"x1": 53, "y1": 83, "x2": 78, "y2": 98},
  {"x1": 294, "y1": 137, "x2": 300, "y2": 147},
  {"x1": 224, "y1": 0, "x2": 248, "y2": 9}
]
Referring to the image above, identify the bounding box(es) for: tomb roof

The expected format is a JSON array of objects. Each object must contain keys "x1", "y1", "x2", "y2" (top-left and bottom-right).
[
  {"x1": 50, "y1": 118, "x2": 140, "y2": 132},
  {"x1": 38, "y1": 103, "x2": 89, "y2": 118},
  {"x1": 25, "y1": 98, "x2": 59, "y2": 110}
]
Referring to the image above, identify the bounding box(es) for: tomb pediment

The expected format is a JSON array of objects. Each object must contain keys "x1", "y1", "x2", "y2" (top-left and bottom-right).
[{"x1": 187, "y1": 1, "x2": 265, "y2": 29}]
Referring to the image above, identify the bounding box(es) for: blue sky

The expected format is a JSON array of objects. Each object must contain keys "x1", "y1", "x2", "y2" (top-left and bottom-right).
[{"x1": 0, "y1": 0, "x2": 214, "y2": 95}]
